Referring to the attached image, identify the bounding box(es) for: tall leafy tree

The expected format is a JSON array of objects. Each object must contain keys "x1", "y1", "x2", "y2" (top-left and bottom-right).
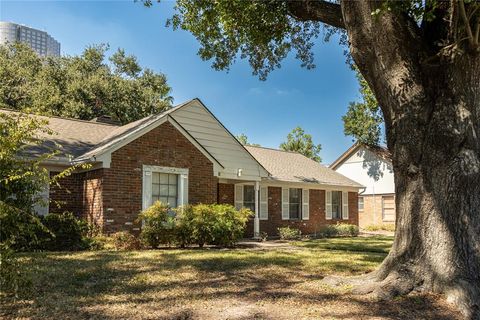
[
  {"x1": 145, "y1": 1, "x2": 480, "y2": 316},
  {"x1": 0, "y1": 43, "x2": 173, "y2": 124},
  {"x1": 280, "y1": 127, "x2": 322, "y2": 162}
]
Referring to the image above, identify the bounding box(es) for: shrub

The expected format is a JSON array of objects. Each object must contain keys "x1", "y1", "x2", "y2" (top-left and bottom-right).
[
  {"x1": 138, "y1": 201, "x2": 176, "y2": 248},
  {"x1": 318, "y1": 223, "x2": 359, "y2": 237},
  {"x1": 278, "y1": 226, "x2": 302, "y2": 240},
  {"x1": 211, "y1": 205, "x2": 252, "y2": 247},
  {"x1": 176, "y1": 204, "x2": 252, "y2": 247},
  {"x1": 40, "y1": 212, "x2": 89, "y2": 251},
  {"x1": 364, "y1": 224, "x2": 395, "y2": 232},
  {"x1": 111, "y1": 231, "x2": 141, "y2": 250}
]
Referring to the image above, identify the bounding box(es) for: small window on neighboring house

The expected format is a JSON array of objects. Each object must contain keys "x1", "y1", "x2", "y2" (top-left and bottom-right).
[
  {"x1": 289, "y1": 188, "x2": 302, "y2": 219},
  {"x1": 243, "y1": 185, "x2": 256, "y2": 212},
  {"x1": 331, "y1": 191, "x2": 342, "y2": 219},
  {"x1": 382, "y1": 196, "x2": 395, "y2": 222},
  {"x1": 358, "y1": 197, "x2": 364, "y2": 211},
  {"x1": 152, "y1": 172, "x2": 178, "y2": 207}
]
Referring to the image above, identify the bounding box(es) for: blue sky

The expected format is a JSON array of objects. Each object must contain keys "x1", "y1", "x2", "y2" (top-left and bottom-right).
[{"x1": 1, "y1": 0, "x2": 360, "y2": 164}]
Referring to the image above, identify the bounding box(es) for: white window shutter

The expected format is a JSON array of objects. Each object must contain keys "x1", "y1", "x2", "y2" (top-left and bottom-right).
[
  {"x1": 259, "y1": 186, "x2": 268, "y2": 220},
  {"x1": 326, "y1": 190, "x2": 332, "y2": 220},
  {"x1": 342, "y1": 191, "x2": 349, "y2": 219},
  {"x1": 143, "y1": 169, "x2": 152, "y2": 210},
  {"x1": 302, "y1": 189, "x2": 309, "y2": 220},
  {"x1": 281, "y1": 188, "x2": 289, "y2": 220},
  {"x1": 179, "y1": 174, "x2": 188, "y2": 206},
  {"x1": 234, "y1": 185, "x2": 244, "y2": 210}
]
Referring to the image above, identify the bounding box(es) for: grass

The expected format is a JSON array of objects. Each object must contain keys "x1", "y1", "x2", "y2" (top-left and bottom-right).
[{"x1": 1, "y1": 236, "x2": 459, "y2": 320}]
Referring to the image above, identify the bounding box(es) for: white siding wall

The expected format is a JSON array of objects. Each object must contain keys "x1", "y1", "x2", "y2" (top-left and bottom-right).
[
  {"x1": 335, "y1": 147, "x2": 394, "y2": 195},
  {"x1": 172, "y1": 101, "x2": 268, "y2": 180}
]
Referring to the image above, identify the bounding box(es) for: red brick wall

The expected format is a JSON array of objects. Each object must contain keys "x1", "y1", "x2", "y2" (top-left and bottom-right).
[
  {"x1": 49, "y1": 172, "x2": 84, "y2": 216},
  {"x1": 218, "y1": 183, "x2": 234, "y2": 205},
  {"x1": 101, "y1": 121, "x2": 217, "y2": 233},
  {"x1": 83, "y1": 169, "x2": 104, "y2": 227},
  {"x1": 257, "y1": 187, "x2": 359, "y2": 237}
]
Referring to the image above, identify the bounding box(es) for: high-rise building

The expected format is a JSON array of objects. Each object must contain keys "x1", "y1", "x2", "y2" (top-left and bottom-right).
[{"x1": 0, "y1": 21, "x2": 60, "y2": 57}]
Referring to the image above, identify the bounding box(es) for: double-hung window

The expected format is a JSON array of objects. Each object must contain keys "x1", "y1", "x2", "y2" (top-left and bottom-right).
[
  {"x1": 142, "y1": 165, "x2": 188, "y2": 210},
  {"x1": 289, "y1": 188, "x2": 302, "y2": 219},
  {"x1": 331, "y1": 191, "x2": 342, "y2": 219},
  {"x1": 358, "y1": 196, "x2": 364, "y2": 211},
  {"x1": 243, "y1": 185, "x2": 256, "y2": 213}
]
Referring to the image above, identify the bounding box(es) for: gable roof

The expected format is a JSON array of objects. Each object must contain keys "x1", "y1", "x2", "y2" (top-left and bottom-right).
[
  {"x1": 245, "y1": 146, "x2": 363, "y2": 188},
  {"x1": 1, "y1": 99, "x2": 269, "y2": 179},
  {"x1": 329, "y1": 142, "x2": 391, "y2": 170}
]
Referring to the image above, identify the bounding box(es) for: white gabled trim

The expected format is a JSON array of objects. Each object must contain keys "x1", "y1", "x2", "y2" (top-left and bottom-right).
[
  {"x1": 167, "y1": 115, "x2": 223, "y2": 173},
  {"x1": 74, "y1": 111, "x2": 224, "y2": 173},
  {"x1": 171, "y1": 98, "x2": 270, "y2": 178}
]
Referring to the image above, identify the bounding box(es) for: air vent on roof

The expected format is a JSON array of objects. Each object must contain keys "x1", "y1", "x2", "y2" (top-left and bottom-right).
[{"x1": 91, "y1": 115, "x2": 120, "y2": 125}]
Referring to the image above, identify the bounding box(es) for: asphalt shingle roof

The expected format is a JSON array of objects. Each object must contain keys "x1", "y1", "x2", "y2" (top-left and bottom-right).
[{"x1": 245, "y1": 146, "x2": 363, "y2": 188}]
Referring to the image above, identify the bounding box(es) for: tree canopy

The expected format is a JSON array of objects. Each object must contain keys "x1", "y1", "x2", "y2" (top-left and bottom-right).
[
  {"x1": 0, "y1": 43, "x2": 173, "y2": 124},
  {"x1": 280, "y1": 127, "x2": 322, "y2": 162},
  {"x1": 236, "y1": 133, "x2": 260, "y2": 147}
]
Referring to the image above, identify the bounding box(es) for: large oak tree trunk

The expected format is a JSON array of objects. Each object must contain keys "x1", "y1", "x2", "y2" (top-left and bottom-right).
[{"x1": 339, "y1": 2, "x2": 480, "y2": 319}]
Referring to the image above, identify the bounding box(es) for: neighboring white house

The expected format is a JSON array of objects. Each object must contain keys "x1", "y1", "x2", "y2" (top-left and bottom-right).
[{"x1": 330, "y1": 142, "x2": 396, "y2": 228}]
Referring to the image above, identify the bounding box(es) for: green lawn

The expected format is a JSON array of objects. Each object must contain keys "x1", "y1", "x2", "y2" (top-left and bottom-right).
[{"x1": 1, "y1": 236, "x2": 459, "y2": 320}]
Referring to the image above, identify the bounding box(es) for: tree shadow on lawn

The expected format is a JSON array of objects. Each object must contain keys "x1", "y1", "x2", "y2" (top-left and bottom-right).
[{"x1": 2, "y1": 250, "x2": 459, "y2": 320}]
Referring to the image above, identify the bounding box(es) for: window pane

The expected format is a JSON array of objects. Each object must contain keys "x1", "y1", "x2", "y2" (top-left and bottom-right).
[
  {"x1": 152, "y1": 184, "x2": 160, "y2": 196},
  {"x1": 152, "y1": 172, "x2": 160, "y2": 183},
  {"x1": 160, "y1": 173, "x2": 168, "y2": 184},
  {"x1": 160, "y1": 185, "x2": 168, "y2": 196},
  {"x1": 168, "y1": 185, "x2": 177, "y2": 196},
  {"x1": 169, "y1": 174, "x2": 178, "y2": 185}
]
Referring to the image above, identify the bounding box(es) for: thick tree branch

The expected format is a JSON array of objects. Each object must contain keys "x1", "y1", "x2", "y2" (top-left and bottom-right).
[{"x1": 286, "y1": 0, "x2": 345, "y2": 29}]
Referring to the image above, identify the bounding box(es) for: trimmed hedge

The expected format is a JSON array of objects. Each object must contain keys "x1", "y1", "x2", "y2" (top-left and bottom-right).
[
  {"x1": 138, "y1": 202, "x2": 253, "y2": 248},
  {"x1": 318, "y1": 223, "x2": 359, "y2": 237},
  {"x1": 278, "y1": 226, "x2": 302, "y2": 240}
]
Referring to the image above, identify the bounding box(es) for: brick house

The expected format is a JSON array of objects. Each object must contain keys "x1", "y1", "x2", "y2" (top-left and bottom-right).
[
  {"x1": 330, "y1": 142, "x2": 395, "y2": 228},
  {"x1": 4, "y1": 99, "x2": 363, "y2": 237}
]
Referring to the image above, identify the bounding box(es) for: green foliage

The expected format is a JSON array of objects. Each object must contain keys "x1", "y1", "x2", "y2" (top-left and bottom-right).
[
  {"x1": 279, "y1": 126, "x2": 322, "y2": 162},
  {"x1": 111, "y1": 232, "x2": 141, "y2": 251},
  {"x1": 236, "y1": 133, "x2": 260, "y2": 147},
  {"x1": 364, "y1": 224, "x2": 396, "y2": 232},
  {"x1": 342, "y1": 68, "x2": 383, "y2": 146},
  {"x1": 39, "y1": 212, "x2": 90, "y2": 251},
  {"x1": 138, "y1": 201, "x2": 176, "y2": 248},
  {"x1": 0, "y1": 43, "x2": 173, "y2": 124},
  {"x1": 278, "y1": 226, "x2": 302, "y2": 240},
  {"x1": 151, "y1": 0, "x2": 321, "y2": 80},
  {"x1": 138, "y1": 202, "x2": 252, "y2": 248},
  {"x1": 178, "y1": 204, "x2": 252, "y2": 247},
  {"x1": 318, "y1": 223, "x2": 359, "y2": 238},
  {"x1": 0, "y1": 245, "x2": 29, "y2": 297}
]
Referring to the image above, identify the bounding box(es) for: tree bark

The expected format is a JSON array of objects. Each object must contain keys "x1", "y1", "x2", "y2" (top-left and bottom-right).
[{"x1": 336, "y1": 1, "x2": 480, "y2": 319}]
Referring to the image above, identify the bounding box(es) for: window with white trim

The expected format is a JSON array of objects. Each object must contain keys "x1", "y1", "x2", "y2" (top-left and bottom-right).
[
  {"x1": 358, "y1": 196, "x2": 364, "y2": 211},
  {"x1": 331, "y1": 191, "x2": 342, "y2": 219},
  {"x1": 142, "y1": 166, "x2": 188, "y2": 210}
]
